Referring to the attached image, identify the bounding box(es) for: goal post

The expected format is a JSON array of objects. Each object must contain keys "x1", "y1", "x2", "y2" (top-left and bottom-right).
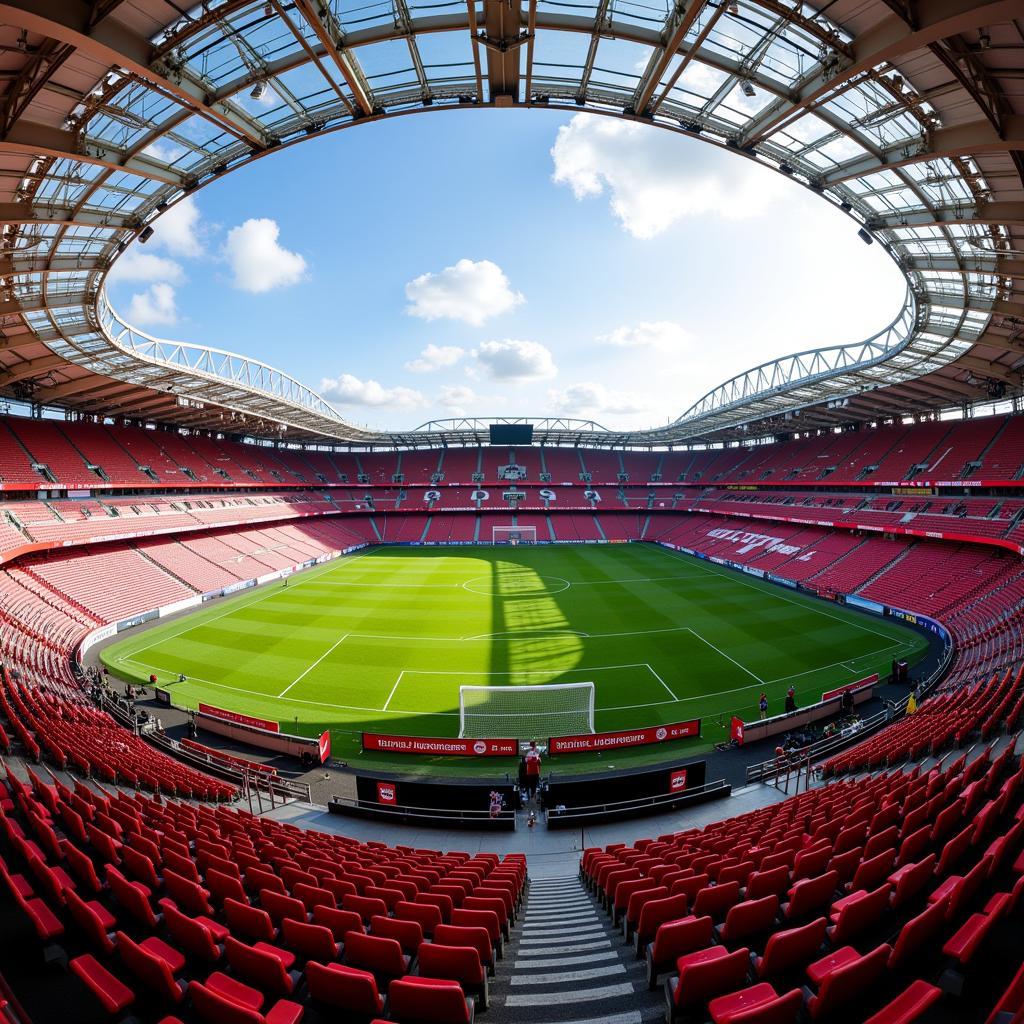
[
  {"x1": 458, "y1": 682, "x2": 595, "y2": 738},
  {"x1": 492, "y1": 525, "x2": 537, "y2": 545}
]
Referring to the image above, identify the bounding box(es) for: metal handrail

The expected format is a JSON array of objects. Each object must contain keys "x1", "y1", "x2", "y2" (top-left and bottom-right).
[
  {"x1": 744, "y1": 709, "x2": 891, "y2": 784},
  {"x1": 329, "y1": 795, "x2": 517, "y2": 825},
  {"x1": 544, "y1": 778, "x2": 731, "y2": 821}
]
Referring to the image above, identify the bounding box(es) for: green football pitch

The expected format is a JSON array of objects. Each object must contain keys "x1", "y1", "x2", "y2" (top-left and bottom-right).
[{"x1": 100, "y1": 543, "x2": 928, "y2": 773}]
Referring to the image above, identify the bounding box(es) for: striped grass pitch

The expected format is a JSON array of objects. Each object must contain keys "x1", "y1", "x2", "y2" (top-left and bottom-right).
[{"x1": 101, "y1": 543, "x2": 926, "y2": 770}]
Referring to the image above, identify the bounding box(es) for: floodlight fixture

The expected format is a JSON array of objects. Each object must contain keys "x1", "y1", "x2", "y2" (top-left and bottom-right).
[
  {"x1": 740, "y1": 79, "x2": 756, "y2": 98},
  {"x1": 858, "y1": 227, "x2": 874, "y2": 245},
  {"x1": 250, "y1": 80, "x2": 268, "y2": 100},
  {"x1": 138, "y1": 225, "x2": 155, "y2": 244}
]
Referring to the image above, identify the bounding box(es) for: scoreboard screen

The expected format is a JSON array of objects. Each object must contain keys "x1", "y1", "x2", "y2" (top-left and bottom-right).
[{"x1": 489, "y1": 423, "x2": 534, "y2": 445}]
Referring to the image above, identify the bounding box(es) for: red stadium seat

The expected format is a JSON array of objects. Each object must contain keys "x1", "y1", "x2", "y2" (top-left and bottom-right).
[
  {"x1": 342, "y1": 931, "x2": 410, "y2": 983},
  {"x1": 754, "y1": 917, "x2": 828, "y2": 980},
  {"x1": 708, "y1": 983, "x2": 803, "y2": 1024},
  {"x1": 863, "y1": 980, "x2": 942, "y2": 1024},
  {"x1": 647, "y1": 914, "x2": 715, "y2": 988},
  {"x1": 667, "y1": 945, "x2": 750, "y2": 1018},
  {"x1": 806, "y1": 944, "x2": 892, "y2": 1019},
  {"x1": 305, "y1": 961, "x2": 384, "y2": 1018},
  {"x1": 418, "y1": 942, "x2": 489, "y2": 1009},
  {"x1": 387, "y1": 976, "x2": 474, "y2": 1024}
]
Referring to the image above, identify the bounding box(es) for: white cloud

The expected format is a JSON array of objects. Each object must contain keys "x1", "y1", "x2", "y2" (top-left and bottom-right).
[
  {"x1": 151, "y1": 196, "x2": 204, "y2": 257},
  {"x1": 547, "y1": 382, "x2": 647, "y2": 418},
  {"x1": 109, "y1": 248, "x2": 185, "y2": 285},
  {"x1": 474, "y1": 339, "x2": 557, "y2": 381},
  {"x1": 319, "y1": 374, "x2": 428, "y2": 409},
  {"x1": 598, "y1": 320, "x2": 693, "y2": 354},
  {"x1": 405, "y1": 259, "x2": 524, "y2": 326},
  {"x1": 126, "y1": 283, "x2": 177, "y2": 327},
  {"x1": 551, "y1": 113, "x2": 783, "y2": 238},
  {"x1": 223, "y1": 218, "x2": 307, "y2": 293},
  {"x1": 404, "y1": 344, "x2": 466, "y2": 374},
  {"x1": 142, "y1": 139, "x2": 185, "y2": 164},
  {"x1": 437, "y1": 384, "x2": 478, "y2": 415}
]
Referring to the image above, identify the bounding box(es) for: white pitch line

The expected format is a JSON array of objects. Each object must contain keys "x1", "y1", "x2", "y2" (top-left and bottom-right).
[
  {"x1": 645, "y1": 662, "x2": 679, "y2": 702},
  {"x1": 462, "y1": 630, "x2": 590, "y2": 641},
  {"x1": 277, "y1": 632, "x2": 349, "y2": 698},
  {"x1": 123, "y1": 549, "x2": 372, "y2": 657},
  {"x1": 382, "y1": 670, "x2": 405, "y2": 712},
  {"x1": 685, "y1": 626, "x2": 766, "y2": 684},
  {"x1": 395, "y1": 663, "x2": 651, "y2": 677},
  {"x1": 123, "y1": 659, "x2": 460, "y2": 717},
  {"x1": 320, "y1": 581, "x2": 462, "y2": 589},
  {"x1": 660, "y1": 546, "x2": 906, "y2": 644}
]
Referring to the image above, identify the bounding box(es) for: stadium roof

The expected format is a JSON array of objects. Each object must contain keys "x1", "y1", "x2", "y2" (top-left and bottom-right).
[{"x1": 0, "y1": 0, "x2": 1022, "y2": 447}]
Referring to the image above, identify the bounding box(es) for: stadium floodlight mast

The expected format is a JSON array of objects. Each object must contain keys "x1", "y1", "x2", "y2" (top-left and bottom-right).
[
  {"x1": 492, "y1": 525, "x2": 537, "y2": 545},
  {"x1": 459, "y1": 682, "x2": 595, "y2": 739}
]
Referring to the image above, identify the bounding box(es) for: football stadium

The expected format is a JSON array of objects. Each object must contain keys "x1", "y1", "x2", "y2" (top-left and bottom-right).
[{"x1": 1, "y1": 2, "x2": 1024, "y2": 1024}]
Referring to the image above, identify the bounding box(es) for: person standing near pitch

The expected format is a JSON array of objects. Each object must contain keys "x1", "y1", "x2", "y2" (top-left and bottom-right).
[{"x1": 524, "y1": 741, "x2": 542, "y2": 802}]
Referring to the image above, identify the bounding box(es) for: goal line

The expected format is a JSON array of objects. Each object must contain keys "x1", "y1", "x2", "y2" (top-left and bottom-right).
[
  {"x1": 459, "y1": 681, "x2": 595, "y2": 738},
  {"x1": 492, "y1": 525, "x2": 537, "y2": 545}
]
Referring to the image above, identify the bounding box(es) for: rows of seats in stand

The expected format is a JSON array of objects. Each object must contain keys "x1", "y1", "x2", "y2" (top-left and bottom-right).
[
  {"x1": 0, "y1": 764, "x2": 526, "y2": 1024},
  {"x1": 3, "y1": 411, "x2": 1024, "y2": 492},
  {"x1": 580, "y1": 735, "x2": 1024, "y2": 1023},
  {"x1": 24, "y1": 547, "x2": 195, "y2": 624},
  {"x1": 823, "y1": 667, "x2": 1024, "y2": 777},
  {"x1": 0, "y1": 668, "x2": 236, "y2": 802},
  {"x1": 15, "y1": 493, "x2": 334, "y2": 547}
]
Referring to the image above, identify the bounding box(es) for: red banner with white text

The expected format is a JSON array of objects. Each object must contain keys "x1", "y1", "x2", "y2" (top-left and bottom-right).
[
  {"x1": 362, "y1": 733, "x2": 517, "y2": 757},
  {"x1": 549, "y1": 719, "x2": 700, "y2": 754},
  {"x1": 198, "y1": 703, "x2": 280, "y2": 733}
]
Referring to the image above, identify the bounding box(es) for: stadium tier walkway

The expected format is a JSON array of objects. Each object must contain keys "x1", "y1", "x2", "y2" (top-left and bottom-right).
[
  {"x1": 484, "y1": 874, "x2": 663, "y2": 1024},
  {"x1": 264, "y1": 785, "x2": 787, "y2": 878}
]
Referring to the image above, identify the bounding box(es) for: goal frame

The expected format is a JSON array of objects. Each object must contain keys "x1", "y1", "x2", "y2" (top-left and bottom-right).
[
  {"x1": 492, "y1": 525, "x2": 537, "y2": 545},
  {"x1": 458, "y1": 681, "x2": 595, "y2": 738}
]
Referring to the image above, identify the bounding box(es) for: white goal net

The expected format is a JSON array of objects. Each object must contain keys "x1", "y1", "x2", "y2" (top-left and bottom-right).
[
  {"x1": 459, "y1": 682, "x2": 595, "y2": 738},
  {"x1": 492, "y1": 526, "x2": 537, "y2": 545}
]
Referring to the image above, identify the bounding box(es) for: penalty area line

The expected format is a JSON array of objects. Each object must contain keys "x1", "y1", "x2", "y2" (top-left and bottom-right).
[
  {"x1": 645, "y1": 663, "x2": 679, "y2": 702},
  {"x1": 382, "y1": 671, "x2": 405, "y2": 712},
  {"x1": 685, "y1": 627, "x2": 766, "y2": 684},
  {"x1": 277, "y1": 632, "x2": 350, "y2": 698}
]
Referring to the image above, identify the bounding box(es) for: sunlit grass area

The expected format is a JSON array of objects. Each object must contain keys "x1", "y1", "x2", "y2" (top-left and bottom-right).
[{"x1": 102, "y1": 544, "x2": 927, "y2": 772}]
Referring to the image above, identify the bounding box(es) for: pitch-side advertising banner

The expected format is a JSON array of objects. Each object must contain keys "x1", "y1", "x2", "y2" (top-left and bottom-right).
[
  {"x1": 362, "y1": 733, "x2": 518, "y2": 756},
  {"x1": 549, "y1": 719, "x2": 701, "y2": 754},
  {"x1": 198, "y1": 703, "x2": 280, "y2": 733}
]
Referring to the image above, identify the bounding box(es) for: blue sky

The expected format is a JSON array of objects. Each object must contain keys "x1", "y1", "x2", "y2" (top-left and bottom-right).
[{"x1": 108, "y1": 108, "x2": 905, "y2": 431}]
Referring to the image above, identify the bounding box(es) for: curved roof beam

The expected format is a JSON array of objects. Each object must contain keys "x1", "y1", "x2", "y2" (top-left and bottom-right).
[
  {"x1": 0, "y1": 0, "x2": 269, "y2": 149},
  {"x1": 738, "y1": 0, "x2": 1018, "y2": 147},
  {"x1": 0, "y1": 120, "x2": 187, "y2": 186},
  {"x1": 823, "y1": 117, "x2": 1024, "y2": 185},
  {"x1": 0, "y1": 0, "x2": 1018, "y2": 446}
]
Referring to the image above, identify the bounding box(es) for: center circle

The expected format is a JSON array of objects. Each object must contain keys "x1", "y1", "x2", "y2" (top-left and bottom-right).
[{"x1": 462, "y1": 574, "x2": 571, "y2": 597}]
